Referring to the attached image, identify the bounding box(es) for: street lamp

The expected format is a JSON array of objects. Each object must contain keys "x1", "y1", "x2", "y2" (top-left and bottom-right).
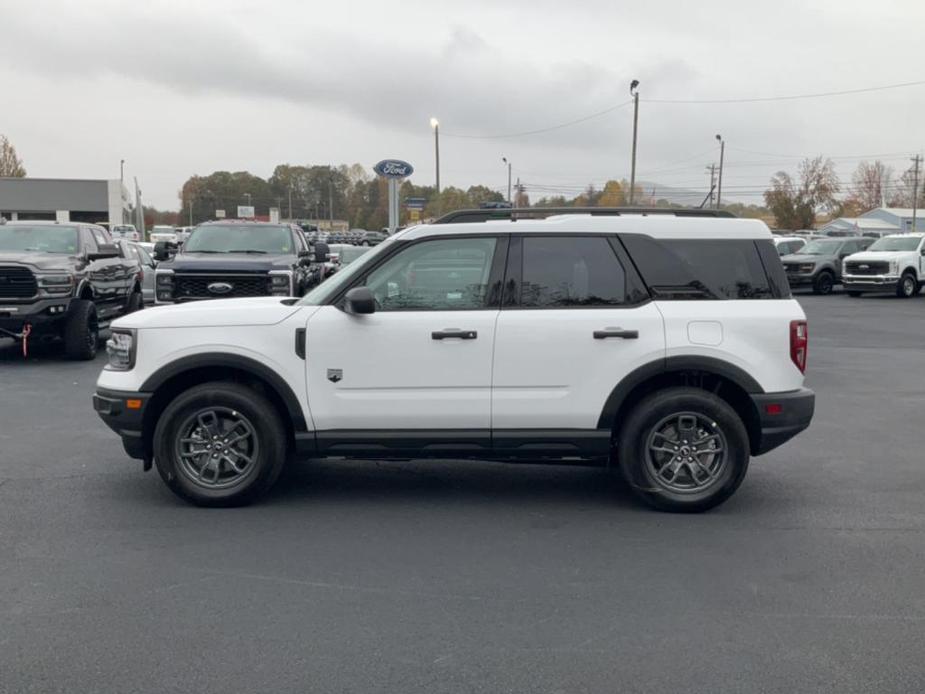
[
  {"x1": 120, "y1": 160, "x2": 126, "y2": 223},
  {"x1": 629, "y1": 79, "x2": 640, "y2": 205},
  {"x1": 430, "y1": 117, "x2": 441, "y2": 207},
  {"x1": 502, "y1": 157, "x2": 512, "y2": 204},
  {"x1": 715, "y1": 134, "x2": 725, "y2": 209}
]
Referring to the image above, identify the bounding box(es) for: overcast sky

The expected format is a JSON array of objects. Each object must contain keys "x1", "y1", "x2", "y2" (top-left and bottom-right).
[{"x1": 1, "y1": 0, "x2": 923, "y2": 209}]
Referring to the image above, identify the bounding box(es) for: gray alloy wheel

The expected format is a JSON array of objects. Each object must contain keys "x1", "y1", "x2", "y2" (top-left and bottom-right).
[
  {"x1": 898, "y1": 273, "x2": 917, "y2": 298},
  {"x1": 644, "y1": 412, "x2": 728, "y2": 494},
  {"x1": 175, "y1": 407, "x2": 260, "y2": 490}
]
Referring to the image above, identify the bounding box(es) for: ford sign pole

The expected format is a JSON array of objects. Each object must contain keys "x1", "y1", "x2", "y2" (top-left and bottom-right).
[{"x1": 373, "y1": 160, "x2": 414, "y2": 234}]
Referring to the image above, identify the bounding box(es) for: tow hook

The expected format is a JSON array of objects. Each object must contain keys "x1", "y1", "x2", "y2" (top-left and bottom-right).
[{"x1": 0, "y1": 323, "x2": 32, "y2": 357}]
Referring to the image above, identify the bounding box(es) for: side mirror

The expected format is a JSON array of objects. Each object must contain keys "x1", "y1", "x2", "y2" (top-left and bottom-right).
[
  {"x1": 87, "y1": 243, "x2": 119, "y2": 260},
  {"x1": 313, "y1": 241, "x2": 329, "y2": 263},
  {"x1": 153, "y1": 241, "x2": 177, "y2": 261},
  {"x1": 920, "y1": 248, "x2": 925, "y2": 256},
  {"x1": 344, "y1": 286, "x2": 376, "y2": 315}
]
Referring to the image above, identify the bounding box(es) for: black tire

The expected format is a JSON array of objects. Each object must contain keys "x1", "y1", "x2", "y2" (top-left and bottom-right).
[
  {"x1": 153, "y1": 382, "x2": 287, "y2": 507},
  {"x1": 125, "y1": 290, "x2": 143, "y2": 314},
  {"x1": 62, "y1": 299, "x2": 99, "y2": 360},
  {"x1": 897, "y1": 272, "x2": 917, "y2": 298},
  {"x1": 846, "y1": 291, "x2": 862, "y2": 297},
  {"x1": 617, "y1": 387, "x2": 750, "y2": 513},
  {"x1": 812, "y1": 271, "x2": 835, "y2": 295}
]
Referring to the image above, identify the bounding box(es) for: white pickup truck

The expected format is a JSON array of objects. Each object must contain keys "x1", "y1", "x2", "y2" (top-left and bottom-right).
[{"x1": 842, "y1": 233, "x2": 925, "y2": 298}]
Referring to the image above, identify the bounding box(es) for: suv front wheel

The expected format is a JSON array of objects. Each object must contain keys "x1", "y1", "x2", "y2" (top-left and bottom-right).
[
  {"x1": 153, "y1": 382, "x2": 287, "y2": 506},
  {"x1": 618, "y1": 387, "x2": 750, "y2": 512}
]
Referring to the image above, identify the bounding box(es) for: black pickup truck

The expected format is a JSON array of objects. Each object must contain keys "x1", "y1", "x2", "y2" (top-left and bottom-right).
[
  {"x1": 153, "y1": 221, "x2": 328, "y2": 303},
  {"x1": 0, "y1": 220, "x2": 143, "y2": 359}
]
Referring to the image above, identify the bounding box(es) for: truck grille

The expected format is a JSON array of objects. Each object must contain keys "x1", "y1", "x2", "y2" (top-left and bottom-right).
[
  {"x1": 0, "y1": 266, "x2": 38, "y2": 298},
  {"x1": 845, "y1": 260, "x2": 889, "y2": 275},
  {"x1": 173, "y1": 274, "x2": 270, "y2": 300}
]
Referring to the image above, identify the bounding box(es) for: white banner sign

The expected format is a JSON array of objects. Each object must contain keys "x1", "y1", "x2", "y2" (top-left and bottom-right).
[
  {"x1": 237, "y1": 205, "x2": 255, "y2": 219},
  {"x1": 215, "y1": 209, "x2": 226, "y2": 218}
]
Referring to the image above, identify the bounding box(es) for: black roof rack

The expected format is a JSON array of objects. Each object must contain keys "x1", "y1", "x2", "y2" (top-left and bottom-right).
[{"x1": 432, "y1": 206, "x2": 737, "y2": 225}]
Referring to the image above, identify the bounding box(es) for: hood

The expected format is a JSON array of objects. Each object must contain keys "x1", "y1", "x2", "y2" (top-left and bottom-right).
[
  {"x1": 113, "y1": 297, "x2": 314, "y2": 329},
  {"x1": 161, "y1": 252, "x2": 294, "y2": 273},
  {"x1": 780, "y1": 253, "x2": 832, "y2": 264},
  {"x1": 844, "y1": 250, "x2": 911, "y2": 263},
  {"x1": 0, "y1": 251, "x2": 78, "y2": 272}
]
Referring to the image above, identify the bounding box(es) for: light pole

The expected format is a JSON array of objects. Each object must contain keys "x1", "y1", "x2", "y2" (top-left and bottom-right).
[
  {"x1": 629, "y1": 79, "x2": 640, "y2": 205},
  {"x1": 502, "y1": 157, "x2": 512, "y2": 204},
  {"x1": 288, "y1": 183, "x2": 293, "y2": 221},
  {"x1": 715, "y1": 134, "x2": 725, "y2": 209},
  {"x1": 430, "y1": 117, "x2": 440, "y2": 213},
  {"x1": 120, "y1": 159, "x2": 125, "y2": 222}
]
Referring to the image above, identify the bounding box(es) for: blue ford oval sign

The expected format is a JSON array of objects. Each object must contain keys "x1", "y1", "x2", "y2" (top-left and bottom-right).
[{"x1": 373, "y1": 159, "x2": 414, "y2": 179}]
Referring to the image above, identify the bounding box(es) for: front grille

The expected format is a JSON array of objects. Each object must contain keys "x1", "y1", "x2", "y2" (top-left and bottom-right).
[
  {"x1": 845, "y1": 260, "x2": 889, "y2": 275},
  {"x1": 173, "y1": 274, "x2": 270, "y2": 300},
  {"x1": 0, "y1": 266, "x2": 38, "y2": 298}
]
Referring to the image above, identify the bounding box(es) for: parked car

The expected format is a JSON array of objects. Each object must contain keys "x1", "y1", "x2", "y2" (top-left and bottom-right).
[
  {"x1": 772, "y1": 236, "x2": 806, "y2": 256},
  {"x1": 152, "y1": 221, "x2": 328, "y2": 303},
  {"x1": 0, "y1": 220, "x2": 143, "y2": 359},
  {"x1": 175, "y1": 226, "x2": 194, "y2": 244},
  {"x1": 335, "y1": 244, "x2": 371, "y2": 266},
  {"x1": 358, "y1": 230, "x2": 388, "y2": 246},
  {"x1": 111, "y1": 224, "x2": 140, "y2": 242},
  {"x1": 94, "y1": 209, "x2": 814, "y2": 512},
  {"x1": 780, "y1": 237, "x2": 873, "y2": 294},
  {"x1": 117, "y1": 240, "x2": 157, "y2": 305},
  {"x1": 149, "y1": 225, "x2": 179, "y2": 244},
  {"x1": 842, "y1": 233, "x2": 925, "y2": 297}
]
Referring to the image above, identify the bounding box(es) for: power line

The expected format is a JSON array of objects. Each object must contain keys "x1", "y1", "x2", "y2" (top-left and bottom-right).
[
  {"x1": 645, "y1": 79, "x2": 925, "y2": 104},
  {"x1": 441, "y1": 100, "x2": 633, "y2": 140}
]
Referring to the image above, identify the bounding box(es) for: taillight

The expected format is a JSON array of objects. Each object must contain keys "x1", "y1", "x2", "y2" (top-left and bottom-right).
[{"x1": 790, "y1": 320, "x2": 808, "y2": 373}]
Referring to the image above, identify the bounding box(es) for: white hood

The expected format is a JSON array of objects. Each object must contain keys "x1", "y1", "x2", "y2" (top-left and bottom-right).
[
  {"x1": 845, "y1": 250, "x2": 913, "y2": 263},
  {"x1": 113, "y1": 297, "x2": 311, "y2": 329}
]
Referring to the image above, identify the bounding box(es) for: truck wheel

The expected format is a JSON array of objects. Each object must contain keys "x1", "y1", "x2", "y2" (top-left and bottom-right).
[
  {"x1": 617, "y1": 387, "x2": 749, "y2": 513},
  {"x1": 126, "y1": 290, "x2": 144, "y2": 313},
  {"x1": 62, "y1": 299, "x2": 99, "y2": 360},
  {"x1": 897, "y1": 272, "x2": 917, "y2": 298},
  {"x1": 153, "y1": 382, "x2": 287, "y2": 507},
  {"x1": 812, "y1": 271, "x2": 835, "y2": 295}
]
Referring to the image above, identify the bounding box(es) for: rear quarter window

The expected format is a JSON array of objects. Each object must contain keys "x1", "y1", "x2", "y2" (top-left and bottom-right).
[{"x1": 620, "y1": 235, "x2": 788, "y2": 300}]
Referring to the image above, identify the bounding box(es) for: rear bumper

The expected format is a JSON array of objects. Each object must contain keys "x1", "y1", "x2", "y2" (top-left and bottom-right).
[
  {"x1": 750, "y1": 388, "x2": 815, "y2": 455},
  {"x1": 93, "y1": 388, "x2": 151, "y2": 460}
]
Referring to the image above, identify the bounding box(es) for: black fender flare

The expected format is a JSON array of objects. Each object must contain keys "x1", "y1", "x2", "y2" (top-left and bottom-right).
[
  {"x1": 140, "y1": 353, "x2": 308, "y2": 431},
  {"x1": 596, "y1": 355, "x2": 764, "y2": 430}
]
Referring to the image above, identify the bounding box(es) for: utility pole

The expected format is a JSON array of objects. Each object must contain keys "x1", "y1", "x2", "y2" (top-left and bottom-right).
[
  {"x1": 912, "y1": 154, "x2": 922, "y2": 232},
  {"x1": 706, "y1": 164, "x2": 717, "y2": 208},
  {"x1": 502, "y1": 157, "x2": 512, "y2": 204},
  {"x1": 120, "y1": 159, "x2": 125, "y2": 223},
  {"x1": 328, "y1": 179, "x2": 334, "y2": 225},
  {"x1": 629, "y1": 80, "x2": 640, "y2": 205},
  {"x1": 188, "y1": 193, "x2": 193, "y2": 226},
  {"x1": 287, "y1": 184, "x2": 293, "y2": 221},
  {"x1": 715, "y1": 135, "x2": 725, "y2": 209}
]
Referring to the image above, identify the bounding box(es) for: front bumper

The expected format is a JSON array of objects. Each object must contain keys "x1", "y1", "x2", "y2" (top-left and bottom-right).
[
  {"x1": 93, "y1": 388, "x2": 152, "y2": 460},
  {"x1": 842, "y1": 274, "x2": 900, "y2": 290},
  {"x1": 750, "y1": 388, "x2": 815, "y2": 455},
  {"x1": 784, "y1": 272, "x2": 816, "y2": 287},
  {"x1": 0, "y1": 297, "x2": 74, "y2": 333}
]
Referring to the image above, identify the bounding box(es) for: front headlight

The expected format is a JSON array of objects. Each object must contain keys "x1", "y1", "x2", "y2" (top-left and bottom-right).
[
  {"x1": 890, "y1": 260, "x2": 899, "y2": 274},
  {"x1": 105, "y1": 329, "x2": 136, "y2": 371},
  {"x1": 155, "y1": 270, "x2": 174, "y2": 301},
  {"x1": 269, "y1": 271, "x2": 293, "y2": 296},
  {"x1": 798, "y1": 263, "x2": 815, "y2": 273},
  {"x1": 37, "y1": 274, "x2": 74, "y2": 294}
]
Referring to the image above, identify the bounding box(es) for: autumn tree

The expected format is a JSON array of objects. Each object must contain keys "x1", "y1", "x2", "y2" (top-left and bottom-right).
[
  {"x1": 0, "y1": 134, "x2": 26, "y2": 177},
  {"x1": 847, "y1": 160, "x2": 892, "y2": 213},
  {"x1": 598, "y1": 180, "x2": 625, "y2": 207},
  {"x1": 888, "y1": 162, "x2": 925, "y2": 208},
  {"x1": 764, "y1": 156, "x2": 840, "y2": 230}
]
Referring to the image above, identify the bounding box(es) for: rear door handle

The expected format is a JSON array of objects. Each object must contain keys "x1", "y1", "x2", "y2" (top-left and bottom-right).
[
  {"x1": 593, "y1": 327, "x2": 639, "y2": 340},
  {"x1": 432, "y1": 329, "x2": 478, "y2": 340}
]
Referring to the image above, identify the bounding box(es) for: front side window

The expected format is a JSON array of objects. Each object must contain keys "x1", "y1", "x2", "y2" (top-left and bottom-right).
[
  {"x1": 365, "y1": 237, "x2": 497, "y2": 311},
  {"x1": 91, "y1": 228, "x2": 109, "y2": 247},
  {"x1": 520, "y1": 236, "x2": 627, "y2": 307},
  {"x1": 621, "y1": 235, "x2": 774, "y2": 300}
]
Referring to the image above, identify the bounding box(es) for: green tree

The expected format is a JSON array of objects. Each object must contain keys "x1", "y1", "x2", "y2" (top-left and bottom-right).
[{"x1": 0, "y1": 134, "x2": 26, "y2": 177}]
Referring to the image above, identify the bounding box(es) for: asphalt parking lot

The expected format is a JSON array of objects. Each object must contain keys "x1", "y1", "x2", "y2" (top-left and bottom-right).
[{"x1": 2, "y1": 293, "x2": 925, "y2": 694}]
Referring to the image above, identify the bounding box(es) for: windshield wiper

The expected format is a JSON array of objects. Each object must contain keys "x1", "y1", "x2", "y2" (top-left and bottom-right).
[
  {"x1": 189, "y1": 249, "x2": 224, "y2": 253},
  {"x1": 226, "y1": 249, "x2": 268, "y2": 254}
]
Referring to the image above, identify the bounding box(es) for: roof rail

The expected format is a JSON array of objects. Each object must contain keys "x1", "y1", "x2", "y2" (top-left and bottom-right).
[{"x1": 432, "y1": 206, "x2": 737, "y2": 225}]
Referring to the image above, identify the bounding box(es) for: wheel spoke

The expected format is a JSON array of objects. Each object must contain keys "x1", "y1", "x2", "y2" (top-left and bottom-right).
[{"x1": 646, "y1": 411, "x2": 728, "y2": 493}]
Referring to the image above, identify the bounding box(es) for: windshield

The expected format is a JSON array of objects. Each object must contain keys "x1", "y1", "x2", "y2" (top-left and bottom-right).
[
  {"x1": 796, "y1": 239, "x2": 841, "y2": 255},
  {"x1": 0, "y1": 225, "x2": 79, "y2": 254},
  {"x1": 298, "y1": 239, "x2": 396, "y2": 305},
  {"x1": 184, "y1": 224, "x2": 293, "y2": 254},
  {"x1": 868, "y1": 236, "x2": 922, "y2": 252}
]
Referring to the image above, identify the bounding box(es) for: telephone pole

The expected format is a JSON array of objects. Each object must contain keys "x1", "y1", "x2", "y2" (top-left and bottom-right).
[
  {"x1": 715, "y1": 135, "x2": 725, "y2": 209},
  {"x1": 912, "y1": 154, "x2": 922, "y2": 232},
  {"x1": 629, "y1": 79, "x2": 640, "y2": 205},
  {"x1": 502, "y1": 157, "x2": 512, "y2": 204},
  {"x1": 287, "y1": 183, "x2": 293, "y2": 221}
]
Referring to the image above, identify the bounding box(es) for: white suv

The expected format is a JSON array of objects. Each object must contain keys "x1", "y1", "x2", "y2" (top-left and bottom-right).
[
  {"x1": 93, "y1": 210, "x2": 814, "y2": 512},
  {"x1": 842, "y1": 233, "x2": 925, "y2": 297}
]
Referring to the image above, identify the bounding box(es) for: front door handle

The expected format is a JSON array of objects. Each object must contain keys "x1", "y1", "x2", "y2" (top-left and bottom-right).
[
  {"x1": 593, "y1": 327, "x2": 639, "y2": 340},
  {"x1": 432, "y1": 329, "x2": 478, "y2": 340}
]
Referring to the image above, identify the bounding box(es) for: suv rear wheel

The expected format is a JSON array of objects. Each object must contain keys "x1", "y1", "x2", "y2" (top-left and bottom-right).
[
  {"x1": 153, "y1": 382, "x2": 287, "y2": 506},
  {"x1": 62, "y1": 299, "x2": 99, "y2": 360},
  {"x1": 617, "y1": 387, "x2": 749, "y2": 512}
]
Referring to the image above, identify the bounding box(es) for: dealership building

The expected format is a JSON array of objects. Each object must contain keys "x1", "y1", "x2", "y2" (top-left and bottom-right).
[{"x1": 0, "y1": 177, "x2": 133, "y2": 226}]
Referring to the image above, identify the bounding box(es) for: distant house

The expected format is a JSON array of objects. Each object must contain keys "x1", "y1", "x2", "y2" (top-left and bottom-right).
[{"x1": 820, "y1": 207, "x2": 923, "y2": 236}]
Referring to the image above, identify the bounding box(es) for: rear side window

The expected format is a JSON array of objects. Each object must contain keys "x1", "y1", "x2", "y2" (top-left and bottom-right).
[
  {"x1": 621, "y1": 235, "x2": 781, "y2": 300},
  {"x1": 520, "y1": 236, "x2": 627, "y2": 307}
]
